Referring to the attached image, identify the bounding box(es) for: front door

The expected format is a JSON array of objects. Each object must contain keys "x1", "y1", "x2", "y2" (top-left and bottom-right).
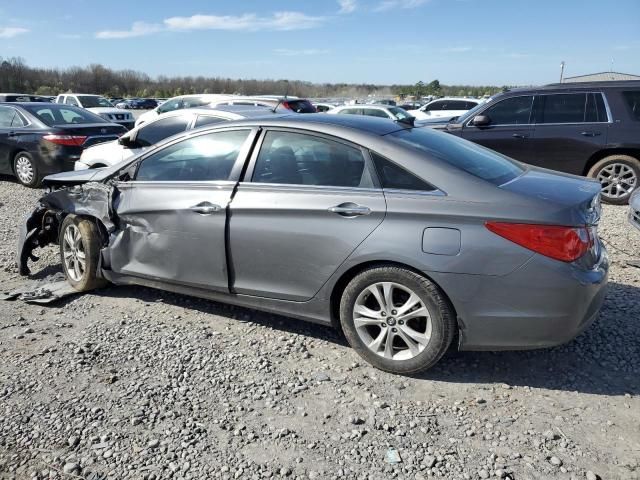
[
  {"x1": 460, "y1": 95, "x2": 535, "y2": 162},
  {"x1": 229, "y1": 129, "x2": 386, "y2": 301},
  {"x1": 110, "y1": 128, "x2": 256, "y2": 291}
]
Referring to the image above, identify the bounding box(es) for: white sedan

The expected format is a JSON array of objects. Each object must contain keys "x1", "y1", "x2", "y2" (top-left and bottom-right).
[
  {"x1": 326, "y1": 104, "x2": 414, "y2": 121},
  {"x1": 408, "y1": 98, "x2": 483, "y2": 121}
]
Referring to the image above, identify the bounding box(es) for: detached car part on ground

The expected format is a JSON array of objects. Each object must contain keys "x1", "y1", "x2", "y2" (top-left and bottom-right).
[{"x1": 17, "y1": 114, "x2": 609, "y2": 374}]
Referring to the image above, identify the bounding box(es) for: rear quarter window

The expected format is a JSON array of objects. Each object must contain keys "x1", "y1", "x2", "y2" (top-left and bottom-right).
[
  {"x1": 388, "y1": 128, "x2": 524, "y2": 186},
  {"x1": 622, "y1": 91, "x2": 640, "y2": 121}
]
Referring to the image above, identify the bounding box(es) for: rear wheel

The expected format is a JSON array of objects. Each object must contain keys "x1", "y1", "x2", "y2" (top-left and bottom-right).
[
  {"x1": 59, "y1": 215, "x2": 108, "y2": 292},
  {"x1": 339, "y1": 266, "x2": 456, "y2": 374},
  {"x1": 588, "y1": 154, "x2": 640, "y2": 205},
  {"x1": 13, "y1": 152, "x2": 40, "y2": 187}
]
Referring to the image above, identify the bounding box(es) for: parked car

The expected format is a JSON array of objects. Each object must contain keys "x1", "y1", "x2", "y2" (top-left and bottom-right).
[
  {"x1": 109, "y1": 98, "x2": 125, "y2": 107},
  {"x1": 0, "y1": 93, "x2": 51, "y2": 103},
  {"x1": 18, "y1": 114, "x2": 608, "y2": 374},
  {"x1": 54, "y1": 94, "x2": 134, "y2": 130},
  {"x1": 134, "y1": 98, "x2": 158, "y2": 110},
  {"x1": 442, "y1": 81, "x2": 640, "y2": 204},
  {"x1": 135, "y1": 95, "x2": 316, "y2": 127},
  {"x1": 0, "y1": 102, "x2": 126, "y2": 186},
  {"x1": 76, "y1": 105, "x2": 283, "y2": 169},
  {"x1": 409, "y1": 98, "x2": 482, "y2": 121},
  {"x1": 630, "y1": 189, "x2": 640, "y2": 232},
  {"x1": 399, "y1": 102, "x2": 423, "y2": 111},
  {"x1": 135, "y1": 94, "x2": 236, "y2": 127},
  {"x1": 327, "y1": 104, "x2": 414, "y2": 121},
  {"x1": 313, "y1": 102, "x2": 341, "y2": 113}
]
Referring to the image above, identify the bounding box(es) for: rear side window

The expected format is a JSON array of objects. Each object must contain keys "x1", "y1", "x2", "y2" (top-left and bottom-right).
[
  {"x1": 482, "y1": 96, "x2": 533, "y2": 125},
  {"x1": 424, "y1": 101, "x2": 446, "y2": 111},
  {"x1": 389, "y1": 128, "x2": 523, "y2": 186},
  {"x1": 537, "y1": 93, "x2": 586, "y2": 124},
  {"x1": 252, "y1": 130, "x2": 374, "y2": 188},
  {"x1": 194, "y1": 115, "x2": 226, "y2": 128},
  {"x1": 622, "y1": 91, "x2": 640, "y2": 121},
  {"x1": 371, "y1": 153, "x2": 436, "y2": 191},
  {"x1": 136, "y1": 116, "x2": 190, "y2": 147}
]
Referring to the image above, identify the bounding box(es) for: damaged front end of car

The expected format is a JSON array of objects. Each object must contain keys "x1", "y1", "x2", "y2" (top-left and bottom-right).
[{"x1": 17, "y1": 180, "x2": 118, "y2": 277}]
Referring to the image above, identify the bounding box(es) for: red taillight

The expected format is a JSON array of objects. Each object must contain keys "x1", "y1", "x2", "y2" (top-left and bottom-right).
[
  {"x1": 281, "y1": 101, "x2": 292, "y2": 110},
  {"x1": 485, "y1": 222, "x2": 592, "y2": 262},
  {"x1": 43, "y1": 134, "x2": 87, "y2": 146}
]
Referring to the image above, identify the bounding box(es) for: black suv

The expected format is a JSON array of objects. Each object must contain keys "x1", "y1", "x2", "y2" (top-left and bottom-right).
[{"x1": 443, "y1": 81, "x2": 640, "y2": 204}]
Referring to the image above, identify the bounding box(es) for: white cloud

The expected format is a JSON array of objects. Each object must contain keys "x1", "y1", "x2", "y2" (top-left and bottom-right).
[
  {"x1": 96, "y1": 21, "x2": 162, "y2": 39},
  {"x1": 374, "y1": 0, "x2": 429, "y2": 12},
  {"x1": 444, "y1": 46, "x2": 472, "y2": 53},
  {"x1": 274, "y1": 48, "x2": 330, "y2": 56},
  {"x1": 338, "y1": 0, "x2": 357, "y2": 13},
  {"x1": 0, "y1": 27, "x2": 29, "y2": 38},
  {"x1": 164, "y1": 11, "x2": 325, "y2": 32}
]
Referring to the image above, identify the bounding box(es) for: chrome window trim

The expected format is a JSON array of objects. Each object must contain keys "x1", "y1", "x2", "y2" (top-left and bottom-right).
[
  {"x1": 118, "y1": 180, "x2": 237, "y2": 189},
  {"x1": 465, "y1": 92, "x2": 613, "y2": 128},
  {"x1": 237, "y1": 182, "x2": 383, "y2": 195},
  {"x1": 382, "y1": 188, "x2": 446, "y2": 197}
]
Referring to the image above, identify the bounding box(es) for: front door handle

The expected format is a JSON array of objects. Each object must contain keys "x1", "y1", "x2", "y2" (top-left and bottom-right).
[
  {"x1": 580, "y1": 131, "x2": 602, "y2": 137},
  {"x1": 189, "y1": 202, "x2": 221, "y2": 215},
  {"x1": 512, "y1": 133, "x2": 529, "y2": 139},
  {"x1": 328, "y1": 203, "x2": 371, "y2": 217}
]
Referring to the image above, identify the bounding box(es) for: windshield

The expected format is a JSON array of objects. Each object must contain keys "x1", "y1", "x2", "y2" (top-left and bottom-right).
[
  {"x1": 22, "y1": 104, "x2": 108, "y2": 126},
  {"x1": 77, "y1": 96, "x2": 114, "y2": 108},
  {"x1": 455, "y1": 96, "x2": 496, "y2": 124},
  {"x1": 388, "y1": 107, "x2": 413, "y2": 120},
  {"x1": 388, "y1": 127, "x2": 523, "y2": 185}
]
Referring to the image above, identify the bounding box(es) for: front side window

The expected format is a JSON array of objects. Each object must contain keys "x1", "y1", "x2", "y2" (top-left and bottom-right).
[
  {"x1": 622, "y1": 91, "x2": 640, "y2": 121},
  {"x1": 64, "y1": 97, "x2": 79, "y2": 107},
  {"x1": 537, "y1": 93, "x2": 587, "y2": 124},
  {"x1": 157, "y1": 98, "x2": 183, "y2": 114},
  {"x1": 481, "y1": 95, "x2": 533, "y2": 125},
  {"x1": 371, "y1": 152, "x2": 436, "y2": 191},
  {"x1": 252, "y1": 130, "x2": 374, "y2": 188},
  {"x1": 136, "y1": 116, "x2": 191, "y2": 147},
  {"x1": 136, "y1": 130, "x2": 250, "y2": 182}
]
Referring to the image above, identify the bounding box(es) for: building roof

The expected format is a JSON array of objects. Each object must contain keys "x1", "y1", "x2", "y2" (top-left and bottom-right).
[{"x1": 563, "y1": 72, "x2": 640, "y2": 83}]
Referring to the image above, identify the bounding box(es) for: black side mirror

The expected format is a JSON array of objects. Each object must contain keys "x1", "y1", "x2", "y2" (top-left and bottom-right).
[
  {"x1": 118, "y1": 131, "x2": 137, "y2": 148},
  {"x1": 471, "y1": 115, "x2": 491, "y2": 127}
]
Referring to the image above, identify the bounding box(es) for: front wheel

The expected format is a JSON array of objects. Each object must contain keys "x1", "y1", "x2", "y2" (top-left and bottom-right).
[
  {"x1": 588, "y1": 155, "x2": 640, "y2": 205},
  {"x1": 59, "y1": 215, "x2": 108, "y2": 292},
  {"x1": 13, "y1": 152, "x2": 40, "y2": 187},
  {"x1": 339, "y1": 266, "x2": 456, "y2": 374}
]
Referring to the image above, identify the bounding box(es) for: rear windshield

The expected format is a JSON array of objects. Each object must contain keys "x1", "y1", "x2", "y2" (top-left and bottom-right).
[
  {"x1": 286, "y1": 100, "x2": 316, "y2": 113},
  {"x1": 388, "y1": 127, "x2": 524, "y2": 185},
  {"x1": 22, "y1": 104, "x2": 107, "y2": 126},
  {"x1": 622, "y1": 91, "x2": 640, "y2": 121}
]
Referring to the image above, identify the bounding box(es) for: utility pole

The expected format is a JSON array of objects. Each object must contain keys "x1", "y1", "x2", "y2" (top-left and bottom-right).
[{"x1": 559, "y1": 61, "x2": 565, "y2": 83}]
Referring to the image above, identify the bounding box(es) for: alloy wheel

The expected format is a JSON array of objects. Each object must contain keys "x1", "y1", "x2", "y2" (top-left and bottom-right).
[
  {"x1": 597, "y1": 163, "x2": 637, "y2": 200},
  {"x1": 62, "y1": 224, "x2": 86, "y2": 282},
  {"x1": 15, "y1": 155, "x2": 34, "y2": 185},
  {"x1": 353, "y1": 282, "x2": 432, "y2": 361}
]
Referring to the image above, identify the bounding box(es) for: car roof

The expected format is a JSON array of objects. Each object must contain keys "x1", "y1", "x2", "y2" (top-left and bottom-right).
[
  {"x1": 505, "y1": 80, "x2": 640, "y2": 95},
  {"x1": 151, "y1": 105, "x2": 283, "y2": 121},
  {"x1": 426, "y1": 97, "x2": 481, "y2": 102}
]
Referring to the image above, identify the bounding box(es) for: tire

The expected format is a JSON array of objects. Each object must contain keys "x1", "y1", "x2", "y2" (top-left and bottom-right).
[
  {"x1": 59, "y1": 215, "x2": 108, "y2": 292},
  {"x1": 339, "y1": 266, "x2": 456, "y2": 374},
  {"x1": 587, "y1": 154, "x2": 640, "y2": 205},
  {"x1": 13, "y1": 151, "x2": 40, "y2": 187}
]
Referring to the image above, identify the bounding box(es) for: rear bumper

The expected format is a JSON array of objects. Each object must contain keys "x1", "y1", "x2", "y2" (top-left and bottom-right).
[{"x1": 430, "y1": 246, "x2": 609, "y2": 351}]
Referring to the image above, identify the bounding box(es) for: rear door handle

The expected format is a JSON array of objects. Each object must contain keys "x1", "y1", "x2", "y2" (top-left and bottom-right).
[
  {"x1": 512, "y1": 133, "x2": 529, "y2": 139},
  {"x1": 328, "y1": 203, "x2": 371, "y2": 217},
  {"x1": 580, "y1": 131, "x2": 602, "y2": 137},
  {"x1": 189, "y1": 202, "x2": 221, "y2": 215}
]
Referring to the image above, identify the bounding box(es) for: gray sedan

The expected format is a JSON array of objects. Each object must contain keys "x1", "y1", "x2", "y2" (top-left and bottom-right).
[{"x1": 18, "y1": 114, "x2": 609, "y2": 374}]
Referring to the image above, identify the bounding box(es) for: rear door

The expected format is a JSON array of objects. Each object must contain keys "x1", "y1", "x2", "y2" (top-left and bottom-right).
[
  {"x1": 229, "y1": 129, "x2": 386, "y2": 301},
  {"x1": 529, "y1": 92, "x2": 609, "y2": 174},
  {"x1": 110, "y1": 128, "x2": 257, "y2": 290},
  {"x1": 460, "y1": 95, "x2": 535, "y2": 162}
]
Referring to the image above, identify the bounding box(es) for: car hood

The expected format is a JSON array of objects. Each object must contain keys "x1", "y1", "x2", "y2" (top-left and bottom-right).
[
  {"x1": 43, "y1": 163, "x2": 123, "y2": 186},
  {"x1": 86, "y1": 107, "x2": 126, "y2": 115}
]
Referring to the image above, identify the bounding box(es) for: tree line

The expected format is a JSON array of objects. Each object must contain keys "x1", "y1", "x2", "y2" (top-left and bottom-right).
[{"x1": 0, "y1": 57, "x2": 506, "y2": 99}]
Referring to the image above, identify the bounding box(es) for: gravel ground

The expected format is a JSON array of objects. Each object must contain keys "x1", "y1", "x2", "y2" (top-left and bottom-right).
[{"x1": 0, "y1": 177, "x2": 639, "y2": 480}]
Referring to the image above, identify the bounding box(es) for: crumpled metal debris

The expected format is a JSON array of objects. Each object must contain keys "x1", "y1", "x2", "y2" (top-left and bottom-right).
[{"x1": 1, "y1": 272, "x2": 78, "y2": 304}]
